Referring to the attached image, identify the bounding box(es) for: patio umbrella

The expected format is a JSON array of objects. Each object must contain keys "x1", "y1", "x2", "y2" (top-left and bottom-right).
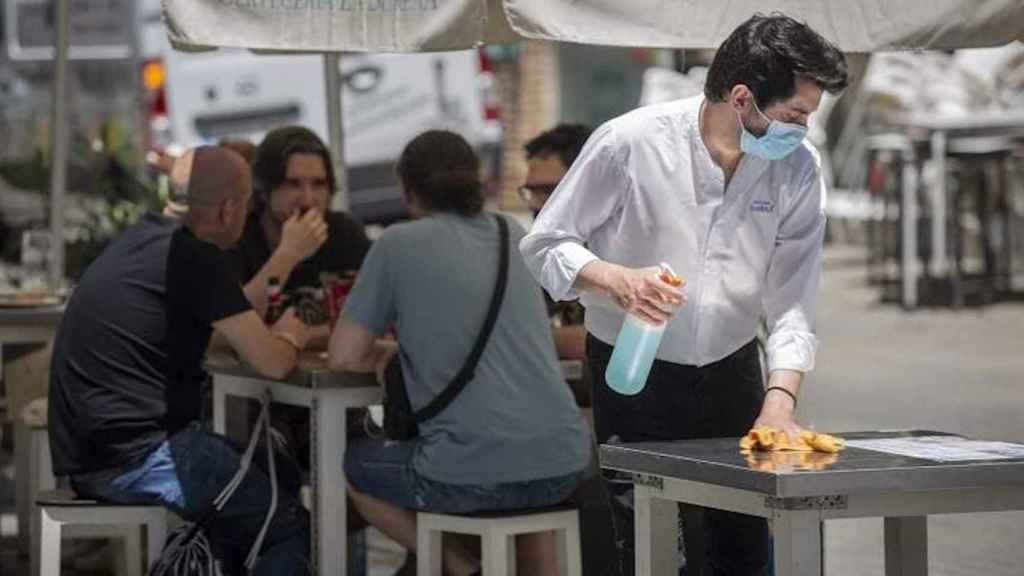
[
  {"x1": 165, "y1": 0, "x2": 1024, "y2": 53},
  {"x1": 160, "y1": 0, "x2": 1024, "y2": 209},
  {"x1": 43, "y1": 1, "x2": 1024, "y2": 288}
]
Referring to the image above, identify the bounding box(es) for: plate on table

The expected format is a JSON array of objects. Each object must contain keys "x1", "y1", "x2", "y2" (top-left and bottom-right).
[{"x1": 0, "y1": 291, "x2": 63, "y2": 308}]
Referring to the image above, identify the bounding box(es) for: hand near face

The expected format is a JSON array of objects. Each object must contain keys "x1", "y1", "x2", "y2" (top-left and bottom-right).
[{"x1": 278, "y1": 209, "x2": 328, "y2": 264}]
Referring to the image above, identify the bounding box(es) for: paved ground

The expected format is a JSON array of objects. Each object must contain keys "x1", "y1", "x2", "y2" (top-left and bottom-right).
[
  {"x1": 2, "y1": 243, "x2": 1022, "y2": 575},
  {"x1": 803, "y1": 245, "x2": 1024, "y2": 576}
]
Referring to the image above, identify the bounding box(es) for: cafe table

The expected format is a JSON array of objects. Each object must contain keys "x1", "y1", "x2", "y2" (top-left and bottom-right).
[
  {"x1": 206, "y1": 354, "x2": 586, "y2": 576},
  {"x1": 0, "y1": 303, "x2": 65, "y2": 554},
  {"x1": 206, "y1": 351, "x2": 379, "y2": 576},
  {"x1": 885, "y1": 111, "x2": 1024, "y2": 308},
  {"x1": 600, "y1": 430, "x2": 1024, "y2": 576}
]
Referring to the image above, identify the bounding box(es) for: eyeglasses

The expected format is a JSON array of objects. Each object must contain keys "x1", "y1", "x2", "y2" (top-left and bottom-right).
[{"x1": 517, "y1": 183, "x2": 559, "y2": 204}]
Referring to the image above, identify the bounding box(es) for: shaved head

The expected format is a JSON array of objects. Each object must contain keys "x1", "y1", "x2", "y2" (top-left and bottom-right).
[
  {"x1": 173, "y1": 146, "x2": 250, "y2": 207},
  {"x1": 176, "y1": 146, "x2": 253, "y2": 249}
]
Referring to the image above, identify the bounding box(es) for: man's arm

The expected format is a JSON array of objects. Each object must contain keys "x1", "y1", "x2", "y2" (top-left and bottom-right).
[
  {"x1": 242, "y1": 210, "x2": 328, "y2": 316},
  {"x1": 520, "y1": 123, "x2": 627, "y2": 303},
  {"x1": 551, "y1": 325, "x2": 587, "y2": 360},
  {"x1": 756, "y1": 158, "x2": 828, "y2": 439},
  {"x1": 328, "y1": 315, "x2": 396, "y2": 381},
  {"x1": 753, "y1": 369, "x2": 803, "y2": 439},
  {"x1": 214, "y1": 307, "x2": 310, "y2": 380}
]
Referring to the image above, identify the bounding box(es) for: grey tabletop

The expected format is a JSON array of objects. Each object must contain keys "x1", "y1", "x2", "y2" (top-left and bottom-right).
[
  {"x1": 0, "y1": 305, "x2": 65, "y2": 327},
  {"x1": 887, "y1": 110, "x2": 1024, "y2": 136},
  {"x1": 207, "y1": 352, "x2": 582, "y2": 391},
  {"x1": 205, "y1": 351, "x2": 378, "y2": 390},
  {"x1": 600, "y1": 430, "x2": 1024, "y2": 498}
]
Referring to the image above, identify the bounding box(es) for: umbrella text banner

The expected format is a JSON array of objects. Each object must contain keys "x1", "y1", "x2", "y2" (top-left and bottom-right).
[{"x1": 164, "y1": 0, "x2": 518, "y2": 52}]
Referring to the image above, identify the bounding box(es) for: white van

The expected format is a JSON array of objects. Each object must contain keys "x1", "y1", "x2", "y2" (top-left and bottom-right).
[{"x1": 138, "y1": 0, "x2": 501, "y2": 224}]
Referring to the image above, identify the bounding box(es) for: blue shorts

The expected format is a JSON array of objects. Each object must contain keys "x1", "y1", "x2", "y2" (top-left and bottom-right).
[{"x1": 344, "y1": 437, "x2": 584, "y2": 514}]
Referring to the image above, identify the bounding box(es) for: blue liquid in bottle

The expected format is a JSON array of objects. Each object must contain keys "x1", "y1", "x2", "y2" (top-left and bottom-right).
[{"x1": 605, "y1": 314, "x2": 666, "y2": 396}]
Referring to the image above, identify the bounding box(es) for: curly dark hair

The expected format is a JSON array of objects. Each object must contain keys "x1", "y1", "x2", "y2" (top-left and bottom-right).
[
  {"x1": 396, "y1": 130, "x2": 483, "y2": 216},
  {"x1": 704, "y1": 13, "x2": 848, "y2": 108},
  {"x1": 251, "y1": 126, "x2": 336, "y2": 212},
  {"x1": 524, "y1": 124, "x2": 593, "y2": 169}
]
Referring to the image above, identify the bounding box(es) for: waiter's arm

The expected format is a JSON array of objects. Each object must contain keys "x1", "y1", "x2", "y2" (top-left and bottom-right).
[
  {"x1": 521, "y1": 124, "x2": 684, "y2": 322},
  {"x1": 755, "y1": 161, "x2": 827, "y2": 438}
]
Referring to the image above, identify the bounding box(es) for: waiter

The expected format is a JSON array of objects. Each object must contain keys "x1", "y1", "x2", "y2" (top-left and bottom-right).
[{"x1": 520, "y1": 14, "x2": 848, "y2": 575}]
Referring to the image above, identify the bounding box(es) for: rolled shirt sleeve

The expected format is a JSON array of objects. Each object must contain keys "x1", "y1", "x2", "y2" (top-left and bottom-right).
[
  {"x1": 519, "y1": 124, "x2": 632, "y2": 301},
  {"x1": 763, "y1": 157, "x2": 827, "y2": 373}
]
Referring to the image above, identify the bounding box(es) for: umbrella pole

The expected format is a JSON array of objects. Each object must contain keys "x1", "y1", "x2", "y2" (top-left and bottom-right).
[
  {"x1": 48, "y1": 0, "x2": 70, "y2": 289},
  {"x1": 324, "y1": 53, "x2": 349, "y2": 211}
]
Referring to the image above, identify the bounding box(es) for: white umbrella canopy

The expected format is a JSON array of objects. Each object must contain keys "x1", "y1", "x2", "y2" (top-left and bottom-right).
[
  {"x1": 506, "y1": 0, "x2": 1024, "y2": 52},
  {"x1": 159, "y1": 0, "x2": 1024, "y2": 216},
  {"x1": 164, "y1": 0, "x2": 1024, "y2": 53}
]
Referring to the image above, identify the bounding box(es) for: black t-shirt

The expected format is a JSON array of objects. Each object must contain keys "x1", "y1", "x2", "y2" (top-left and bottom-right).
[
  {"x1": 226, "y1": 211, "x2": 371, "y2": 292},
  {"x1": 49, "y1": 212, "x2": 251, "y2": 475}
]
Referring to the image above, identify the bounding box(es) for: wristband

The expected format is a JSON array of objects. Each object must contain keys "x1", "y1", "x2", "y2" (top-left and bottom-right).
[{"x1": 765, "y1": 386, "x2": 798, "y2": 408}]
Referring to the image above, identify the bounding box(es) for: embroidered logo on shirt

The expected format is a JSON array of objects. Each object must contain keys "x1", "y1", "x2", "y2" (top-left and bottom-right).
[{"x1": 750, "y1": 199, "x2": 775, "y2": 214}]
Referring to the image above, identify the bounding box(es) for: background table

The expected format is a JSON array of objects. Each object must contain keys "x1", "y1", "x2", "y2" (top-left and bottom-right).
[
  {"x1": 1, "y1": 305, "x2": 64, "y2": 554},
  {"x1": 600, "y1": 430, "x2": 1024, "y2": 576},
  {"x1": 885, "y1": 112, "x2": 1024, "y2": 307},
  {"x1": 206, "y1": 353, "x2": 380, "y2": 576}
]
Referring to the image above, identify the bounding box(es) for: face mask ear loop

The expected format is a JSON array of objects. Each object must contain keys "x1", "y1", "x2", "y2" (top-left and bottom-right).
[{"x1": 748, "y1": 96, "x2": 773, "y2": 136}]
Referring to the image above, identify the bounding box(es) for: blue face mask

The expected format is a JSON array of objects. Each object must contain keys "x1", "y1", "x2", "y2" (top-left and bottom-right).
[{"x1": 739, "y1": 101, "x2": 807, "y2": 160}]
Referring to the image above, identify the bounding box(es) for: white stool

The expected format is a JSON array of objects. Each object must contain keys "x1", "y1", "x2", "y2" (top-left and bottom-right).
[
  {"x1": 417, "y1": 507, "x2": 582, "y2": 576},
  {"x1": 34, "y1": 490, "x2": 168, "y2": 576},
  {"x1": 15, "y1": 421, "x2": 54, "y2": 555}
]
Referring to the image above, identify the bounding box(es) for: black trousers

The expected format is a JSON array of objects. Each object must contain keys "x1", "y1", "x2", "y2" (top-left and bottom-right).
[{"x1": 588, "y1": 334, "x2": 770, "y2": 576}]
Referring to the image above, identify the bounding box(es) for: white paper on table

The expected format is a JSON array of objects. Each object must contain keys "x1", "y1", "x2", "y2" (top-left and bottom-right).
[{"x1": 845, "y1": 436, "x2": 1024, "y2": 462}]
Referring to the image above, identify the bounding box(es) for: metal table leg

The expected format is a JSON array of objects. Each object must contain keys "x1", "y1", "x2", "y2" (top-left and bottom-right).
[
  {"x1": 772, "y1": 509, "x2": 823, "y2": 576},
  {"x1": 634, "y1": 484, "x2": 678, "y2": 575},
  {"x1": 884, "y1": 517, "x2": 928, "y2": 576},
  {"x1": 930, "y1": 131, "x2": 948, "y2": 281},
  {"x1": 902, "y1": 152, "x2": 920, "y2": 308}
]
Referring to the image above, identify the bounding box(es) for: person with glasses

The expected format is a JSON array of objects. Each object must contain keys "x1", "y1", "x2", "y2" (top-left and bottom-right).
[
  {"x1": 521, "y1": 14, "x2": 848, "y2": 575},
  {"x1": 521, "y1": 124, "x2": 593, "y2": 363}
]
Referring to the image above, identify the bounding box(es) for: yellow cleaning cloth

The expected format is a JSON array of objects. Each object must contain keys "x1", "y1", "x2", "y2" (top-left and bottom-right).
[{"x1": 740, "y1": 427, "x2": 845, "y2": 454}]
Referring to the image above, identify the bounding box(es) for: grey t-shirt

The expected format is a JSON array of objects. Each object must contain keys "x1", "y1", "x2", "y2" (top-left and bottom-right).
[{"x1": 343, "y1": 212, "x2": 592, "y2": 485}]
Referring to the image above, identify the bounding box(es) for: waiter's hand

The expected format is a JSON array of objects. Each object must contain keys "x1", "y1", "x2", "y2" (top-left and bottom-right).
[
  {"x1": 753, "y1": 380, "x2": 803, "y2": 443},
  {"x1": 603, "y1": 264, "x2": 686, "y2": 325}
]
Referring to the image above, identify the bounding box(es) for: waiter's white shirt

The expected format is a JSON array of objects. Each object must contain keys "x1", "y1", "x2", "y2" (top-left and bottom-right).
[{"x1": 519, "y1": 96, "x2": 826, "y2": 372}]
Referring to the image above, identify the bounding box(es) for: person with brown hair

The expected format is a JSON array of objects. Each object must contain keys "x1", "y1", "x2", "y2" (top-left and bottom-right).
[
  {"x1": 228, "y1": 125, "x2": 370, "y2": 317},
  {"x1": 330, "y1": 130, "x2": 592, "y2": 576}
]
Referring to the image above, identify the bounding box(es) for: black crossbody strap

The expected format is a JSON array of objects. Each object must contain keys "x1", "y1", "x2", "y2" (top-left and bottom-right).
[{"x1": 415, "y1": 214, "x2": 509, "y2": 423}]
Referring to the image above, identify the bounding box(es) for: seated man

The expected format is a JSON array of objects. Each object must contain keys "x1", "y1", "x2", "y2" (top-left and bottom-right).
[
  {"x1": 521, "y1": 124, "x2": 593, "y2": 396},
  {"x1": 331, "y1": 130, "x2": 592, "y2": 576},
  {"x1": 228, "y1": 125, "x2": 371, "y2": 321},
  {"x1": 224, "y1": 125, "x2": 372, "y2": 469},
  {"x1": 49, "y1": 146, "x2": 312, "y2": 576}
]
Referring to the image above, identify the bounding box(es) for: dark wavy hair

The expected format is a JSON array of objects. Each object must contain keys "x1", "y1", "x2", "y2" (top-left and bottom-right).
[
  {"x1": 251, "y1": 126, "x2": 336, "y2": 213},
  {"x1": 524, "y1": 123, "x2": 593, "y2": 168},
  {"x1": 396, "y1": 130, "x2": 483, "y2": 216},
  {"x1": 704, "y1": 13, "x2": 848, "y2": 108}
]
